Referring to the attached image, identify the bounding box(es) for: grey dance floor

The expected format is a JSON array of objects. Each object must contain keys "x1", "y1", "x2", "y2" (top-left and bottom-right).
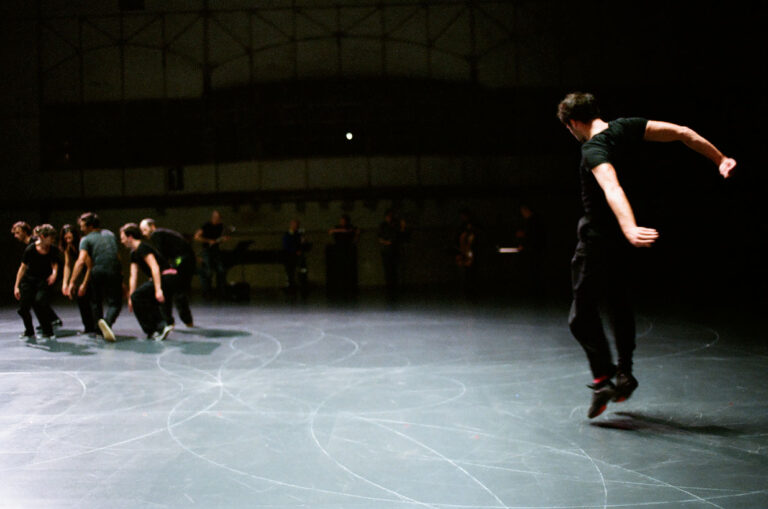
[{"x1": 1, "y1": 293, "x2": 766, "y2": 508}]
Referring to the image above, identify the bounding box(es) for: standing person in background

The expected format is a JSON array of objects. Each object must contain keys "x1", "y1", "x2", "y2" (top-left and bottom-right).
[
  {"x1": 14, "y1": 225, "x2": 60, "y2": 339},
  {"x1": 59, "y1": 224, "x2": 96, "y2": 336},
  {"x1": 67, "y1": 212, "x2": 122, "y2": 342},
  {"x1": 140, "y1": 218, "x2": 195, "y2": 327},
  {"x1": 194, "y1": 210, "x2": 229, "y2": 301},
  {"x1": 557, "y1": 92, "x2": 736, "y2": 418},
  {"x1": 326, "y1": 214, "x2": 360, "y2": 299},
  {"x1": 282, "y1": 219, "x2": 309, "y2": 297},
  {"x1": 454, "y1": 209, "x2": 479, "y2": 299},
  {"x1": 516, "y1": 204, "x2": 547, "y2": 296},
  {"x1": 378, "y1": 209, "x2": 410, "y2": 300},
  {"x1": 120, "y1": 223, "x2": 176, "y2": 341},
  {"x1": 12, "y1": 221, "x2": 63, "y2": 329}
]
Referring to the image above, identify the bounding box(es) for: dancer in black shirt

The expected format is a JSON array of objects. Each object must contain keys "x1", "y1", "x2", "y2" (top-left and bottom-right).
[
  {"x1": 13, "y1": 225, "x2": 60, "y2": 339},
  {"x1": 140, "y1": 218, "x2": 195, "y2": 327},
  {"x1": 557, "y1": 92, "x2": 736, "y2": 418},
  {"x1": 12, "y1": 221, "x2": 63, "y2": 329},
  {"x1": 120, "y1": 223, "x2": 176, "y2": 341},
  {"x1": 60, "y1": 224, "x2": 96, "y2": 335}
]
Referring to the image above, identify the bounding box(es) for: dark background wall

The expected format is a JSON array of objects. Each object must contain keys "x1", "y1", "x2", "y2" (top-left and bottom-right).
[{"x1": 1, "y1": 1, "x2": 765, "y2": 305}]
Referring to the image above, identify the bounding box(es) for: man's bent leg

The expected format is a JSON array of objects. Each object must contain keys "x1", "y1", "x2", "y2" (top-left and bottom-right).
[
  {"x1": 102, "y1": 273, "x2": 123, "y2": 326},
  {"x1": 131, "y1": 282, "x2": 162, "y2": 336}
]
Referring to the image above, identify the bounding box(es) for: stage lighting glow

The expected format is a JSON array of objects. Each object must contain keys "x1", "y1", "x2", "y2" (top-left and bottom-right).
[{"x1": 345, "y1": 132, "x2": 353, "y2": 140}]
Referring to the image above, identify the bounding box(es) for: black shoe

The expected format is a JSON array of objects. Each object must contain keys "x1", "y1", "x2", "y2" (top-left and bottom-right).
[
  {"x1": 52, "y1": 318, "x2": 63, "y2": 328},
  {"x1": 19, "y1": 331, "x2": 35, "y2": 340},
  {"x1": 587, "y1": 380, "x2": 616, "y2": 419},
  {"x1": 613, "y1": 371, "x2": 638, "y2": 402}
]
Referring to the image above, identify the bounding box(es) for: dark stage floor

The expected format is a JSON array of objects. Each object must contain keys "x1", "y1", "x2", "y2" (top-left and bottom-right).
[{"x1": 1, "y1": 292, "x2": 766, "y2": 508}]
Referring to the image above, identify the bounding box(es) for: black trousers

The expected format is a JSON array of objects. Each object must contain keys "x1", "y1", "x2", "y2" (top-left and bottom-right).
[
  {"x1": 89, "y1": 270, "x2": 123, "y2": 327},
  {"x1": 326, "y1": 244, "x2": 358, "y2": 297},
  {"x1": 76, "y1": 288, "x2": 96, "y2": 333},
  {"x1": 18, "y1": 277, "x2": 56, "y2": 336},
  {"x1": 569, "y1": 240, "x2": 635, "y2": 379},
  {"x1": 169, "y1": 257, "x2": 194, "y2": 325},
  {"x1": 200, "y1": 248, "x2": 225, "y2": 299},
  {"x1": 381, "y1": 247, "x2": 400, "y2": 297},
  {"x1": 283, "y1": 255, "x2": 307, "y2": 293},
  {"x1": 131, "y1": 274, "x2": 177, "y2": 336}
]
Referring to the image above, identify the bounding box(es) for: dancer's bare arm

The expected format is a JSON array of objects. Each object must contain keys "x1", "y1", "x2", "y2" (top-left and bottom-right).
[
  {"x1": 644, "y1": 121, "x2": 736, "y2": 178},
  {"x1": 592, "y1": 162, "x2": 659, "y2": 248}
]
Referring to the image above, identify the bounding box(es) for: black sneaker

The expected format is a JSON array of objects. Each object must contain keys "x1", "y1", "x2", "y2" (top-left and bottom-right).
[
  {"x1": 52, "y1": 318, "x2": 63, "y2": 328},
  {"x1": 587, "y1": 380, "x2": 616, "y2": 419},
  {"x1": 613, "y1": 372, "x2": 638, "y2": 402},
  {"x1": 19, "y1": 331, "x2": 35, "y2": 340}
]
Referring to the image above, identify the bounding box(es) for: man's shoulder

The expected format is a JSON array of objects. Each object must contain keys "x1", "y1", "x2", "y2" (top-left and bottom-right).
[
  {"x1": 80, "y1": 232, "x2": 96, "y2": 245},
  {"x1": 84, "y1": 229, "x2": 113, "y2": 239},
  {"x1": 155, "y1": 227, "x2": 183, "y2": 239},
  {"x1": 607, "y1": 117, "x2": 648, "y2": 136}
]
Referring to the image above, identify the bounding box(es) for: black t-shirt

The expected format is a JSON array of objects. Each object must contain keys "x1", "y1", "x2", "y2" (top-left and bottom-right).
[
  {"x1": 150, "y1": 228, "x2": 194, "y2": 265},
  {"x1": 131, "y1": 241, "x2": 170, "y2": 278},
  {"x1": 332, "y1": 225, "x2": 357, "y2": 247},
  {"x1": 579, "y1": 117, "x2": 648, "y2": 241},
  {"x1": 200, "y1": 222, "x2": 225, "y2": 251},
  {"x1": 22, "y1": 243, "x2": 60, "y2": 280}
]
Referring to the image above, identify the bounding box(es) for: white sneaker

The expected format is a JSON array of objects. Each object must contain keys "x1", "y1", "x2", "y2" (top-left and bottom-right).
[
  {"x1": 98, "y1": 319, "x2": 116, "y2": 342},
  {"x1": 155, "y1": 324, "x2": 174, "y2": 342}
]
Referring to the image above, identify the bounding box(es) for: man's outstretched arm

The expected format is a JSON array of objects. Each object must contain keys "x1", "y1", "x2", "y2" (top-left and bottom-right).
[{"x1": 644, "y1": 121, "x2": 737, "y2": 178}]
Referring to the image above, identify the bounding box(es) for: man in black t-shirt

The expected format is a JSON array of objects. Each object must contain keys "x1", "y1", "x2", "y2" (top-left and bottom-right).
[
  {"x1": 377, "y1": 209, "x2": 410, "y2": 300},
  {"x1": 194, "y1": 210, "x2": 229, "y2": 300},
  {"x1": 120, "y1": 223, "x2": 176, "y2": 341},
  {"x1": 12, "y1": 221, "x2": 63, "y2": 329},
  {"x1": 13, "y1": 224, "x2": 60, "y2": 338},
  {"x1": 557, "y1": 92, "x2": 737, "y2": 418},
  {"x1": 140, "y1": 218, "x2": 195, "y2": 327},
  {"x1": 282, "y1": 219, "x2": 309, "y2": 296}
]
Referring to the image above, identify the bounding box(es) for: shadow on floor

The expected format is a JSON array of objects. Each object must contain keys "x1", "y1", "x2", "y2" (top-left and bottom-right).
[{"x1": 592, "y1": 411, "x2": 741, "y2": 436}]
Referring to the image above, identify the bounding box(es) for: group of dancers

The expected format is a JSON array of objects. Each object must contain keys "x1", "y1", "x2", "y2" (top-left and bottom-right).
[{"x1": 11, "y1": 213, "x2": 195, "y2": 342}]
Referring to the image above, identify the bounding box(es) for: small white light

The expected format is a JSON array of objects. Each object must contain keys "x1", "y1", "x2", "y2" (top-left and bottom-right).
[{"x1": 345, "y1": 132, "x2": 353, "y2": 140}]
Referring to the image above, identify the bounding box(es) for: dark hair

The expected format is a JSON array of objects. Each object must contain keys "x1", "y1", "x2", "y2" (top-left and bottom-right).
[
  {"x1": 557, "y1": 92, "x2": 600, "y2": 125},
  {"x1": 11, "y1": 221, "x2": 32, "y2": 235},
  {"x1": 59, "y1": 224, "x2": 80, "y2": 254},
  {"x1": 120, "y1": 223, "x2": 142, "y2": 240},
  {"x1": 34, "y1": 224, "x2": 56, "y2": 238},
  {"x1": 78, "y1": 212, "x2": 100, "y2": 228}
]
